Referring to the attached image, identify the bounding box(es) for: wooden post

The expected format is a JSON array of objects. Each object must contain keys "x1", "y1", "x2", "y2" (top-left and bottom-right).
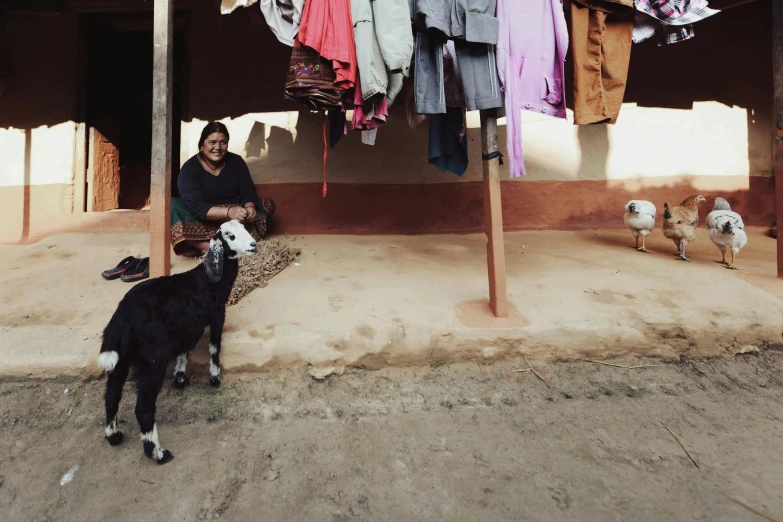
[
  {"x1": 775, "y1": 1, "x2": 783, "y2": 277},
  {"x1": 480, "y1": 109, "x2": 509, "y2": 317},
  {"x1": 72, "y1": 122, "x2": 86, "y2": 213},
  {"x1": 150, "y1": 0, "x2": 174, "y2": 277}
]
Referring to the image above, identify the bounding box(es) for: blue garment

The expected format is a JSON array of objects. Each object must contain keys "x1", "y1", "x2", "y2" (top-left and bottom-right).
[{"x1": 428, "y1": 107, "x2": 468, "y2": 176}]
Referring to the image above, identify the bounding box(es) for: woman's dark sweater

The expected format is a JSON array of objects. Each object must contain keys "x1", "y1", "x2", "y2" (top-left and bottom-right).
[{"x1": 177, "y1": 152, "x2": 259, "y2": 221}]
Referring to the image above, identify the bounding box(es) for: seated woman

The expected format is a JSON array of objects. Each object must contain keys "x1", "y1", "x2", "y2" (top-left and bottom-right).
[{"x1": 171, "y1": 121, "x2": 275, "y2": 256}]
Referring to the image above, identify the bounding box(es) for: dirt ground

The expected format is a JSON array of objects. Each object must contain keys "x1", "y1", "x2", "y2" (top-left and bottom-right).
[{"x1": 3, "y1": 354, "x2": 783, "y2": 522}]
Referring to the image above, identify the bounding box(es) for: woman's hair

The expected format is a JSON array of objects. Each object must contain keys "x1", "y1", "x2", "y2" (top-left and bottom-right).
[{"x1": 198, "y1": 121, "x2": 230, "y2": 150}]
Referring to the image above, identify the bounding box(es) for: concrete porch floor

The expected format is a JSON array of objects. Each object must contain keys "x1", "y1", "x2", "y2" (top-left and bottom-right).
[{"x1": 1, "y1": 228, "x2": 781, "y2": 378}]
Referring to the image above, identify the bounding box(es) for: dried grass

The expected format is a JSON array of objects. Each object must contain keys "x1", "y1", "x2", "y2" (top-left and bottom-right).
[{"x1": 198, "y1": 239, "x2": 300, "y2": 307}]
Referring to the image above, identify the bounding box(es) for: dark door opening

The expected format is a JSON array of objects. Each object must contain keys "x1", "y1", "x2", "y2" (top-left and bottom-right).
[{"x1": 83, "y1": 13, "x2": 186, "y2": 210}]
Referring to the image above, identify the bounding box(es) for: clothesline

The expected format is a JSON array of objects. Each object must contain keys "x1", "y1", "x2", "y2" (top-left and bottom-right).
[{"x1": 219, "y1": 0, "x2": 731, "y2": 195}]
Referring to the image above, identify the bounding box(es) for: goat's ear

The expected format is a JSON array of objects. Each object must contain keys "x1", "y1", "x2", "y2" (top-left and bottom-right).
[{"x1": 204, "y1": 238, "x2": 224, "y2": 283}]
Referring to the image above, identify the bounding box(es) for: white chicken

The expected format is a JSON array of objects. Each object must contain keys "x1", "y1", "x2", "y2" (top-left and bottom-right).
[
  {"x1": 706, "y1": 197, "x2": 747, "y2": 270},
  {"x1": 623, "y1": 200, "x2": 656, "y2": 253}
]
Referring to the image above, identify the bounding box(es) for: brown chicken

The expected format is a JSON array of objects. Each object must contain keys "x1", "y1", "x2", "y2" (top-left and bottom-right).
[{"x1": 662, "y1": 194, "x2": 706, "y2": 262}]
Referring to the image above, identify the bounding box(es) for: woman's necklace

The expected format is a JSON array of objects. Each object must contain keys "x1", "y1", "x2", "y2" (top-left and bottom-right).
[{"x1": 199, "y1": 152, "x2": 225, "y2": 176}]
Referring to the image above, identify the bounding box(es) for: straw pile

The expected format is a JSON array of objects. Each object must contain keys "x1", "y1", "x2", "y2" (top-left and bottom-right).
[{"x1": 198, "y1": 238, "x2": 300, "y2": 307}]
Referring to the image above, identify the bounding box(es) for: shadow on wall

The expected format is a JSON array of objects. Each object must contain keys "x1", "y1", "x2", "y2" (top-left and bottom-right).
[{"x1": 245, "y1": 121, "x2": 266, "y2": 158}]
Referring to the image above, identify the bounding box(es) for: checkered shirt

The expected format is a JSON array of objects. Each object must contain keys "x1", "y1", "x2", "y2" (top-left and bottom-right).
[{"x1": 633, "y1": 0, "x2": 720, "y2": 46}]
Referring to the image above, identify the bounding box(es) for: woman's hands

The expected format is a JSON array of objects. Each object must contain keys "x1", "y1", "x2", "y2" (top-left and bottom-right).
[
  {"x1": 206, "y1": 204, "x2": 256, "y2": 223},
  {"x1": 226, "y1": 204, "x2": 256, "y2": 223},
  {"x1": 244, "y1": 204, "x2": 257, "y2": 221},
  {"x1": 227, "y1": 206, "x2": 247, "y2": 221}
]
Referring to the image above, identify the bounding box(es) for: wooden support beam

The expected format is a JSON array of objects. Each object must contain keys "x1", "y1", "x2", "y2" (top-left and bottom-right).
[
  {"x1": 774, "y1": 0, "x2": 783, "y2": 277},
  {"x1": 72, "y1": 122, "x2": 87, "y2": 213},
  {"x1": 480, "y1": 109, "x2": 509, "y2": 317},
  {"x1": 150, "y1": 0, "x2": 173, "y2": 278}
]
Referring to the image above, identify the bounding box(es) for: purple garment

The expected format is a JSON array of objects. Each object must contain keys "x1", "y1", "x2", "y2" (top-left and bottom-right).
[{"x1": 496, "y1": 0, "x2": 569, "y2": 178}]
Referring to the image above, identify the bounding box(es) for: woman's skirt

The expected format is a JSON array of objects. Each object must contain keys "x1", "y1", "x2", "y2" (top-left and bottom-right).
[{"x1": 170, "y1": 197, "x2": 276, "y2": 256}]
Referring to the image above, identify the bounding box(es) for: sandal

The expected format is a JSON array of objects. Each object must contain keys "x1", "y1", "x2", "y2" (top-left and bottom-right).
[
  {"x1": 121, "y1": 258, "x2": 150, "y2": 282},
  {"x1": 102, "y1": 256, "x2": 140, "y2": 280}
]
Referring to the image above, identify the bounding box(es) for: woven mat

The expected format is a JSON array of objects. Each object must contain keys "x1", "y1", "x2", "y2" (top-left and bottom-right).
[{"x1": 199, "y1": 238, "x2": 300, "y2": 307}]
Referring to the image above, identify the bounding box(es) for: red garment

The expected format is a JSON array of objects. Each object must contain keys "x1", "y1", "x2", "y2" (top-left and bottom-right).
[
  {"x1": 351, "y1": 72, "x2": 388, "y2": 130},
  {"x1": 297, "y1": 0, "x2": 357, "y2": 90}
]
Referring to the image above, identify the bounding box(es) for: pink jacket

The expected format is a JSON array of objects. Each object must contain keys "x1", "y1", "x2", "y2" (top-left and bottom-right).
[{"x1": 496, "y1": 0, "x2": 569, "y2": 178}]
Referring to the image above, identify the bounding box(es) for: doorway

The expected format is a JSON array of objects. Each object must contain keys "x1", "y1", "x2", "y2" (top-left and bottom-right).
[{"x1": 82, "y1": 13, "x2": 187, "y2": 211}]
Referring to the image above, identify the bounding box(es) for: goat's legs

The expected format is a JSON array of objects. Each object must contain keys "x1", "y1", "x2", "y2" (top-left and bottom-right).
[
  {"x1": 135, "y1": 364, "x2": 173, "y2": 464},
  {"x1": 209, "y1": 312, "x2": 226, "y2": 387},
  {"x1": 104, "y1": 360, "x2": 129, "y2": 446},
  {"x1": 172, "y1": 352, "x2": 190, "y2": 389}
]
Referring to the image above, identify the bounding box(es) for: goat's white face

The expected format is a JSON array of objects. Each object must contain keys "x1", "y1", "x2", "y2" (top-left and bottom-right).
[{"x1": 219, "y1": 220, "x2": 258, "y2": 259}]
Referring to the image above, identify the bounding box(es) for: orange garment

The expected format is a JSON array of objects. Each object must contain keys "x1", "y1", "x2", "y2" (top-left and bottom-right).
[{"x1": 297, "y1": 0, "x2": 357, "y2": 90}]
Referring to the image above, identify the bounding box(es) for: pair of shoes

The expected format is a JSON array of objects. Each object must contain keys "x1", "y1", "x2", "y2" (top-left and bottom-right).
[{"x1": 101, "y1": 257, "x2": 150, "y2": 282}]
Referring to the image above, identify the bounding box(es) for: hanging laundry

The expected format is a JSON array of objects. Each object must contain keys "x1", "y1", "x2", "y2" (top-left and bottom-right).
[
  {"x1": 442, "y1": 42, "x2": 468, "y2": 141},
  {"x1": 362, "y1": 129, "x2": 378, "y2": 146},
  {"x1": 442, "y1": 42, "x2": 466, "y2": 110},
  {"x1": 284, "y1": 39, "x2": 345, "y2": 197},
  {"x1": 633, "y1": 0, "x2": 719, "y2": 46},
  {"x1": 429, "y1": 107, "x2": 469, "y2": 177},
  {"x1": 350, "y1": 0, "x2": 413, "y2": 104},
  {"x1": 259, "y1": 0, "x2": 305, "y2": 46},
  {"x1": 220, "y1": 0, "x2": 305, "y2": 47},
  {"x1": 297, "y1": 0, "x2": 358, "y2": 90},
  {"x1": 409, "y1": 0, "x2": 503, "y2": 114},
  {"x1": 284, "y1": 41, "x2": 345, "y2": 110},
  {"x1": 327, "y1": 110, "x2": 347, "y2": 148},
  {"x1": 352, "y1": 74, "x2": 389, "y2": 130},
  {"x1": 570, "y1": 0, "x2": 635, "y2": 125},
  {"x1": 426, "y1": 42, "x2": 469, "y2": 176},
  {"x1": 348, "y1": 0, "x2": 412, "y2": 146},
  {"x1": 404, "y1": 43, "x2": 468, "y2": 130},
  {"x1": 289, "y1": 0, "x2": 358, "y2": 197},
  {"x1": 404, "y1": 79, "x2": 428, "y2": 129},
  {"x1": 496, "y1": 0, "x2": 568, "y2": 178},
  {"x1": 220, "y1": 0, "x2": 257, "y2": 14}
]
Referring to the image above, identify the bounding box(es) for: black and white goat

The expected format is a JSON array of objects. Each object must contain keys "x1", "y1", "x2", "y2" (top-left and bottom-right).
[{"x1": 96, "y1": 220, "x2": 257, "y2": 464}]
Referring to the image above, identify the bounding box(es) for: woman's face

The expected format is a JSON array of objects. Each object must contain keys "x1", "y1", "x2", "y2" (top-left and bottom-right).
[{"x1": 201, "y1": 132, "x2": 228, "y2": 163}]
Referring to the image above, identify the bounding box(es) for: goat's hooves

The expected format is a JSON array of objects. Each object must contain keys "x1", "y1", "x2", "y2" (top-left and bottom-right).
[
  {"x1": 156, "y1": 449, "x2": 174, "y2": 465},
  {"x1": 106, "y1": 432, "x2": 124, "y2": 446},
  {"x1": 172, "y1": 373, "x2": 190, "y2": 389},
  {"x1": 209, "y1": 376, "x2": 221, "y2": 387}
]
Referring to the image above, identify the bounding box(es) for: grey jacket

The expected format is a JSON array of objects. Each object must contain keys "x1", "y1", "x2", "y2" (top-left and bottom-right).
[
  {"x1": 409, "y1": 0, "x2": 499, "y2": 44},
  {"x1": 409, "y1": 0, "x2": 503, "y2": 113},
  {"x1": 351, "y1": 0, "x2": 414, "y2": 103}
]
